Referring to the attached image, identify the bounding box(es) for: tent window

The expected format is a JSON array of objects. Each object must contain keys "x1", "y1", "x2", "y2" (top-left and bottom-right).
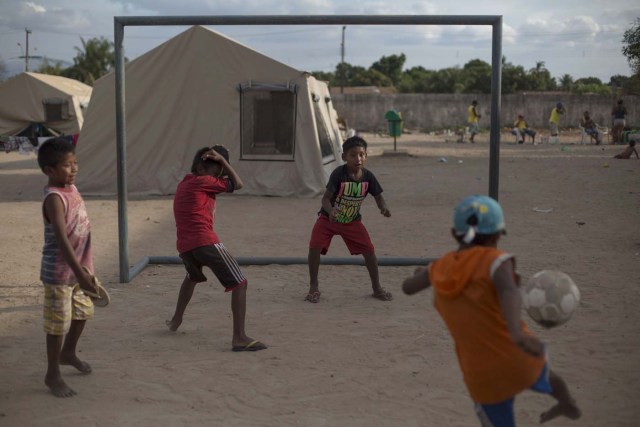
[
  {"x1": 312, "y1": 100, "x2": 337, "y2": 164},
  {"x1": 42, "y1": 98, "x2": 70, "y2": 122},
  {"x1": 238, "y1": 83, "x2": 297, "y2": 161}
]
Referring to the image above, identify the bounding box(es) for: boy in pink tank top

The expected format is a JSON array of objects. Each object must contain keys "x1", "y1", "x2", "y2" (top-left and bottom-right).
[{"x1": 38, "y1": 138, "x2": 99, "y2": 398}]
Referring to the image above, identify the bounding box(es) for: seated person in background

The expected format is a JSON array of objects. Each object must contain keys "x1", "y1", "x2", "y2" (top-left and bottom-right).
[
  {"x1": 580, "y1": 111, "x2": 603, "y2": 145},
  {"x1": 613, "y1": 139, "x2": 639, "y2": 159},
  {"x1": 511, "y1": 114, "x2": 536, "y2": 144}
]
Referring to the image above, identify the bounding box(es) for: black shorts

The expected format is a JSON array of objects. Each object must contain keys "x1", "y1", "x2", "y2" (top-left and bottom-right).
[{"x1": 180, "y1": 243, "x2": 247, "y2": 291}]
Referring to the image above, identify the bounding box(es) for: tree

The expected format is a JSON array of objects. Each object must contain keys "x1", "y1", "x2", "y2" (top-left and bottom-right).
[
  {"x1": 574, "y1": 77, "x2": 602, "y2": 86},
  {"x1": 427, "y1": 67, "x2": 464, "y2": 93},
  {"x1": 501, "y1": 58, "x2": 529, "y2": 94},
  {"x1": 559, "y1": 74, "x2": 574, "y2": 91},
  {"x1": 37, "y1": 58, "x2": 66, "y2": 76},
  {"x1": 311, "y1": 71, "x2": 334, "y2": 84},
  {"x1": 63, "y1": 36, "x2": 120, "y2": 85},
  {"x1": 462, "y1": 59, "x2": 492, "y2": 93},
  {"x1": 397, "y1": 66, "x2": 433, "y2": 93},
  {"x1": 608, "y1": 74, "x2": 629, "y2": 88},
  {"x1": 622, "y1": 18, "x2": 640, "y2": 75},
  {"x1": 370, "y1": 54, "x2": 406, "y2": 87},
  {"x1": 349, "y1": 66, "x2": 392, "y2": 86},
  {"x1": 528, "y1": 61, "x2": 557, "y2": 91}
]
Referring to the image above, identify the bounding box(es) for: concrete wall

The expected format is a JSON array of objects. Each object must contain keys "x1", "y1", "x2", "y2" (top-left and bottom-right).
[{"x1": 331, "y1": 93, "x2": 639, "y2": 133}]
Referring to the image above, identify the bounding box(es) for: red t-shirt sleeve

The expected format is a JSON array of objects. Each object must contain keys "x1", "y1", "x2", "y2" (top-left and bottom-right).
[{"x1": 198, "y1": 175, "x2": 233, "y2": 194}]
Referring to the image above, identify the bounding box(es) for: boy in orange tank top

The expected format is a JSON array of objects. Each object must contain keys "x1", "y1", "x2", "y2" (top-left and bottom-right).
[{"x1": 402, "y1": 195, "x2": 581, "y2": 426}]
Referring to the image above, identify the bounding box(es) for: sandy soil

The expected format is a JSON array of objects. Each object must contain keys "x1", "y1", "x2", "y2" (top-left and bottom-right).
[{"x1": 1, "y1": 131, "x2": 639, "y2": 426}]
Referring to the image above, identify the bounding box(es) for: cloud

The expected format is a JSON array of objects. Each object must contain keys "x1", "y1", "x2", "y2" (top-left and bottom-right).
[{"x1": 23, "y1": 2, "x2": 46, "y2": 14}]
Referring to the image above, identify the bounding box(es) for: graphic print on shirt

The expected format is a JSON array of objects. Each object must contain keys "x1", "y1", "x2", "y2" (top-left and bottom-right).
[{"x1": 334, "y1": 181, "x2": 369, "y2": 223}]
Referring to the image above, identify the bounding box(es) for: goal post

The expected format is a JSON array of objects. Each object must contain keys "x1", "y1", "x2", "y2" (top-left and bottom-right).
[{"x1": 113, "y1": 15, "x2": 503, "y2": 282}]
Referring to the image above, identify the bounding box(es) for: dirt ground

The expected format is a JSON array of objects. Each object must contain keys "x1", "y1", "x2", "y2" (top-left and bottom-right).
[{"x1": 1, "y1": 130, "x2": 639, "y2": 426}]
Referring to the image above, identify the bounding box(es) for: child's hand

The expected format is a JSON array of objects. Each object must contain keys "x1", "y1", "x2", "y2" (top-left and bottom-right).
[
  {"x1": 380, "y1": 207, "x2": 391, "y2": 217},
  {"x1": 202, "y1": 149, "x2": 223, "y2": 163},
  {"x1": 514, "y1": 334, "x2": 545, "y2": 358},
  {"x1": 329, "y1": 207, "x2": 338, "y2": 222},
  {"x1": 78, "y1": 268, "x2": 97, "y2": 295}
]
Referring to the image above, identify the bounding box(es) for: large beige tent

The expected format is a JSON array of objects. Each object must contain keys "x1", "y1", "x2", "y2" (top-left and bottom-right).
[
  {"x1": 77, "y1": 25, "x2": 344, "y2": 197},
  {"x1": 0, "y1": 72, "x2": 92, "y2": 136}
]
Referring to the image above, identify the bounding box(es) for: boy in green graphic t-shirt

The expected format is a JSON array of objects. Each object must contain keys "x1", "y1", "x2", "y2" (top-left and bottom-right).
[{"x1": 305, "y1": 136, "x2": 392, "y2": 303}]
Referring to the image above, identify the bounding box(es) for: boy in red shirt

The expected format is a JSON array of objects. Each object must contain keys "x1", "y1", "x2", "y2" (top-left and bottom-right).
[
  {"x1": 402, "y1": 195, "x2": 580, "y2": 426},
  {"x1": 166, "y1": 145, "x2": 266, "y2": 352},
  {"x1": 306, "y1": 136, "x2": 392, "y2": 303}
]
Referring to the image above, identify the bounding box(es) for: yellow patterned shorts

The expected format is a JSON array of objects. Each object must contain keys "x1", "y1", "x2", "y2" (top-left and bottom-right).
[{"x1": 43, "y1": 283, "x2": 94, "y2": 335}]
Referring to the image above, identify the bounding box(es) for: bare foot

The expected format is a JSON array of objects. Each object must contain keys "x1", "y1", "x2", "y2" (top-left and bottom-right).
[
  {"x1": 166, "y1": 318, "x2": 181, "y2": 332},
  {"x1": 59, "y1": 354, "x2": 92, "y2": 374},
  {"x1": 372, "y1": 288, "x2": 393, "y2": 301},
  {"x1": 45, "y1": 375, "x2": 76, "y2": 398},
  {"x1": 540, "y1": 401, "x2": 581, "y2": 423}
]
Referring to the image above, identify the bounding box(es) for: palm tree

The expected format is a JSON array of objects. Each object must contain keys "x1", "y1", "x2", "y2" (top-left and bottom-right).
[{"x1": 559, "y1": 74, "x2": 574, "y2": 91}]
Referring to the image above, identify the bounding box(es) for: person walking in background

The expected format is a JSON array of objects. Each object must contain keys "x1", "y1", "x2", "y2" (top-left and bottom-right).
[
  {"x1": 467, "y1": 100, "x2": 481, "y2": 143},
  {"x1": 611, "y1": 99, "x2": 627, "y2": 143},
  {"x1": 548, "y1": 102, "x2": 565, "y2": 138}
]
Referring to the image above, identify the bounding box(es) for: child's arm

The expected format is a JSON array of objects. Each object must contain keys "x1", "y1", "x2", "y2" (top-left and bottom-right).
[
  {"x1": 493, "y1": 260, "x2": 545, "y2": 357},
  {"x1": 321, "y1": 189, "x2": 337, "y2": 221},
  {"x1": 402, "y1": 266, "x2": 431, "y2": 295},
  {"x1": 634, "y1": 148, "x2": 639, "y2": 159},
  {"x1": 43, "y1": 195, "x2": 95, "y2": 293},
  {"x1": 374, "y1": 194, "x2": 391, "y2": 217},
  {"x1": 202, "y1": 149, "x2": 244, "y2": 190}
]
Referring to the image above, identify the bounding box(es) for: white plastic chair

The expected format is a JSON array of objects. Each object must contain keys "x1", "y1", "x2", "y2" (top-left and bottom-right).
[{"x1": 579, "y1": 123, "x2": 608, "y2": 144}]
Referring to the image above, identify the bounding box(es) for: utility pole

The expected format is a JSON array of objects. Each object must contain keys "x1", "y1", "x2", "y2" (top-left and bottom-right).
[
  {"x1": 25, "y1": 28, "x2": 32, "y2": 72},
  {"x1": 340, "y1": 25, "x2": 346, "y2": 94}
]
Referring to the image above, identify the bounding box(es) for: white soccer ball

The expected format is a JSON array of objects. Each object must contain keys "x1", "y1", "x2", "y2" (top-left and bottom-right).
[{"x1": 522, "y1": 270, "x2": 580, "y2": 328}]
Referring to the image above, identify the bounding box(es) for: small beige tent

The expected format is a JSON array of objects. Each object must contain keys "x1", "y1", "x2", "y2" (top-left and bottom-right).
[
  {"x1": 76, "y1": 26, "x2": 344, "y2": 197},
  {"x1": 0, "y1": 72, "x2": 92, "y2": 136}
]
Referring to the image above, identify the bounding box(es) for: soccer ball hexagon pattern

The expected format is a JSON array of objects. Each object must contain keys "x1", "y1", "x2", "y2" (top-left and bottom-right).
[{"x1": 522, "y1": 270, "x2": 580, "y2": 328}]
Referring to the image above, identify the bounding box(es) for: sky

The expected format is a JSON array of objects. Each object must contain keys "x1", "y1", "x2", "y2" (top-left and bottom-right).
[{"x1": 0, "y1": 0, "x2": 639, "y2": 83}]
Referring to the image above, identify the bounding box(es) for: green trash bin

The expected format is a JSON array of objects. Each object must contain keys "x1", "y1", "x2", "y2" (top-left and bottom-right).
[
  {"x1": 384, "y1": 109, "x2": 403, "y2": 152},
  {"x1": 384, "y1": 109, "x2": 403, "y2": 137}
]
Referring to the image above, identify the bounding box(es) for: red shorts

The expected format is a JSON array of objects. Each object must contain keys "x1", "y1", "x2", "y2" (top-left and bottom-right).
[{"x1": 309, "y1": 215, "x2": 375, "y2": 255}]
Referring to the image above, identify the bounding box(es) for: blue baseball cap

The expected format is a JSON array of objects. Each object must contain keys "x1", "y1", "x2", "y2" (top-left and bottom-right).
[{"x1": 454, "y1": 195, "x2": 506, "y2": 243}]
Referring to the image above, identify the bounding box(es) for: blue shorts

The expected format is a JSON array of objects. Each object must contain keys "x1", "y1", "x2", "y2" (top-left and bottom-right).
[{"x1": 474, "y1": 363, "x2": 552, "y2": 427}]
